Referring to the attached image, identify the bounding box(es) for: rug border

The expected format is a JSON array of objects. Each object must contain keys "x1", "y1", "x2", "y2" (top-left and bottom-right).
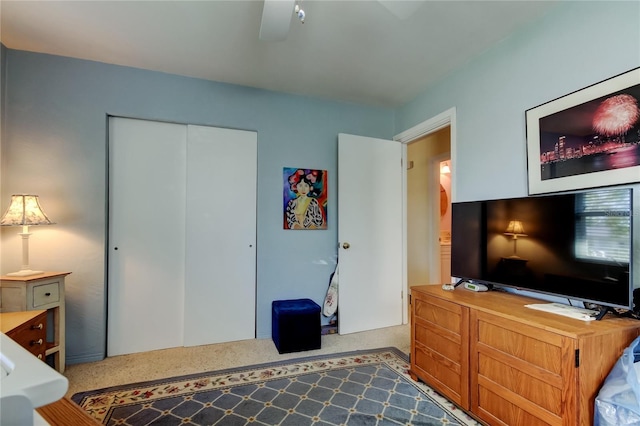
[
  {"x1": 71, "y1": 346, "x2": 407, "y2": 403},
  {"x1": 71, "y1": 346, "x2": 480, "y2": 425}
]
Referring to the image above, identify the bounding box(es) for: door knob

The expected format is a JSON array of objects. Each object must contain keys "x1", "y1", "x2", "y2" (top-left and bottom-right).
[{"x1": 342, "y1": 242, "x2": 350, "y2": 249}]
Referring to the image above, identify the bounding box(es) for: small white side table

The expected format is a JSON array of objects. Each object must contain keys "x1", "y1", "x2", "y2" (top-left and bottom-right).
[{"x1": 0, "y1": 271, "x2": 70, "y2": 373}]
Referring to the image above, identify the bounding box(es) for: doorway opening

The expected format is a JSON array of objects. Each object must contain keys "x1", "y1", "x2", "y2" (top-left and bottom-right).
[
  {"x1": 438, "y1": 156, "x2": 452, "y2": 284},
  {"x1": 395, "y1": 108, "x2": 456, "y2": 323},
  {"x1": 406, "y1": 128, "x2": 451, "y2": 291}
]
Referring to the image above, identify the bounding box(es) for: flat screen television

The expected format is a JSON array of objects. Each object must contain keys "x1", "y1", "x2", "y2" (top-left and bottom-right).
[{"x1": 451, "y1": 187, "x2": 633, "y2": 310}]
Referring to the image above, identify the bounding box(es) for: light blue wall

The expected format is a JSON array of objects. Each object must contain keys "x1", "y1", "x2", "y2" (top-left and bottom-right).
[
  {"x1": 396, "y1": 0, "x2": 640, "y2": 299},
  {"x1": 0, "y1": 50, "x2": 394, "y2": 363},
  {"x1": 397, "y1": 0, "x2": 640, "y2": 202}
]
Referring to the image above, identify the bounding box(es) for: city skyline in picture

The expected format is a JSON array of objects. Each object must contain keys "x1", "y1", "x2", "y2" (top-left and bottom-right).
[{"x1": 538, "y1": 83, "x2": 640, "y2": 180}]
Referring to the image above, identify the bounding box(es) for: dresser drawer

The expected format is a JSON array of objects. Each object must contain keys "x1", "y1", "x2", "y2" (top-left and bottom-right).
[
  {"x1": 32, "y1": 282, "x2": 60, "y2": 308},
  {"x1": 6, "y1": 310, "x2": 48, "y2": 359},
  {"x1": 414, "y1": 293, "x2": 464, "y2": 334},
  {"x1": 411, "y1": 288, "x2": 470, "y2": 409}
]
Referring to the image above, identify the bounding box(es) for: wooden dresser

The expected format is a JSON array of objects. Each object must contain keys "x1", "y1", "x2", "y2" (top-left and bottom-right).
[{"x1": 410, "y1": 284, "x2": 640, "y2": 426}]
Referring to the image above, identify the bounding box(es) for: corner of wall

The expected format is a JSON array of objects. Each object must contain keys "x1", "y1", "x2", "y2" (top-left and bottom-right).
[
  {"x1": 0, "y1": 43, "x2": 7, "y2": 270},
  {"x1": 1, "y1": 43, "x2": 6, "y2": 131},
  {"x1": 1, "y1": 43, "x2": 7, "y2": 168}
]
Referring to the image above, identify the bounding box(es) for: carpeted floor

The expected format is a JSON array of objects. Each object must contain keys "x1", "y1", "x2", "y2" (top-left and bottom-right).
[{"x1": 71, "y1": 347, "x2": 480, "y2": 426}]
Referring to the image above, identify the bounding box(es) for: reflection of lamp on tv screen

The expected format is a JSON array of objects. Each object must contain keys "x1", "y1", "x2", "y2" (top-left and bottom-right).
[
  {"x1": 504, "y1": 220, "x2": 527, "y2": 258},
  {"x1": 451, "y1": 187, "x2": 633, "y2": 311}
]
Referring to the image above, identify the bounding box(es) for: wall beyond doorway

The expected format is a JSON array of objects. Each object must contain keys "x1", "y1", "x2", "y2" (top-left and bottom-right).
[{"x1": 406, "y1": 126, "x2": 450, "y2": 287}]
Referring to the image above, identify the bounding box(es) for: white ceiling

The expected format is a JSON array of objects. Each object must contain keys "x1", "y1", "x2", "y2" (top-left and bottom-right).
[{"x1": 0, "y1": 0, "x2": 559, "y2": 107}]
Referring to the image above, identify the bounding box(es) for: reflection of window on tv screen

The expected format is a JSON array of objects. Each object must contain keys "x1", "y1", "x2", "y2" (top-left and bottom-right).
[{"x1": 574, "y1": 190, "x2": 631, "y2": 264}]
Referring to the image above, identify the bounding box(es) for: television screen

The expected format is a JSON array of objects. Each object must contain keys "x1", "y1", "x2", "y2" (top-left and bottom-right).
[{"x1": 451, "y1": 188, "x2": 633, "y2": 309}]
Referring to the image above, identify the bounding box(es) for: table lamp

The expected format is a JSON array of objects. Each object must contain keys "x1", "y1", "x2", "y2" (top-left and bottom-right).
[
  {"x1": 504, "y1": 220, "x2": 527, "y2": 258},
  {"x1": 1, "y1": 194, "x2": 55, "y2": 276}
]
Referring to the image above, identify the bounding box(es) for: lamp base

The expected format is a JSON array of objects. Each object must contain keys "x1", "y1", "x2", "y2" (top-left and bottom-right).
[{"x1": 6, "y1": 269, "x2": 44, "y2": 277}]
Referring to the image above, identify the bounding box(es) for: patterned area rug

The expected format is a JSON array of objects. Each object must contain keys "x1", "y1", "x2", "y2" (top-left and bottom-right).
[{"x1": 72, "y1": 347, "x2": 480, "y2": 425}]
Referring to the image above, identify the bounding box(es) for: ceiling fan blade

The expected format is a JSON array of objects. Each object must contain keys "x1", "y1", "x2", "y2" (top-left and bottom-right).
[
  {"x1": 378, "y1": 0, "x2": 426, "y2": 20},
  {"x1": 259, "y1": 0, "x2": 295, "y2": 41}
]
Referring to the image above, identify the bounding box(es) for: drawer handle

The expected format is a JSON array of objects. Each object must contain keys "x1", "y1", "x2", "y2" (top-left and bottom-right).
[
  {"x1": 30, "y1": 339, "x2": 44, "y2": 346},
  {"x1": 37, "y1": 354, "x2": 43, "y2": 360},
  {"x1": 45, "y1": 292, "x2": 51, "y2": 296},
  {"x1": 31, "y1": 323, "x2": 44, "y2": 330}
]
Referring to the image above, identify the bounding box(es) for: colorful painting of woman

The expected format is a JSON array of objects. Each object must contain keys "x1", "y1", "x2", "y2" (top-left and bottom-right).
[{"x1": 283, "y1": 168, "x2": 327, "y2": 230}]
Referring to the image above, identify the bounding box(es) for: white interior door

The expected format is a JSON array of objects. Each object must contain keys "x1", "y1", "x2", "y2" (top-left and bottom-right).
[
  {"x1": 108, "y1": 117, "x2": 187, "y2": 356},
  {"x1": 337, "y1": 133, "x2": 403, "y2": 334},
  {"x1": 183, "y1": 125, "x2": 257, "y2": 346}
]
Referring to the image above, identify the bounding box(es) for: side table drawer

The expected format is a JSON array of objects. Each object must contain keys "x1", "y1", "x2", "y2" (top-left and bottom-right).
[
  {"x1": 33, "y1": 282, "x2": 60, "y2": 308},
  {"x1": 6, "y1": 310, "x2": 48, "y2": 360}
]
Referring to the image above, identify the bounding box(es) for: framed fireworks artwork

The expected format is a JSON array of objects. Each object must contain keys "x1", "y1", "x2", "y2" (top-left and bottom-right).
[
  {"x1": 283, "y1": 167, "x2": 328, "y2": 230},
  {"x1": 526, "y1": 67, "x2": 640, "y2": 195}
]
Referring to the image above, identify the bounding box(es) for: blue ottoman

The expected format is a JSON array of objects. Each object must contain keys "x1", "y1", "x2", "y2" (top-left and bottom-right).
[{"x1": 272, "y1": 299, "x2": 321, "y2": 354}]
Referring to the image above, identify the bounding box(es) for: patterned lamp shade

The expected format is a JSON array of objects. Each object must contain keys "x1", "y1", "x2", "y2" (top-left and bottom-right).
[
  {"x1": 0, "y1": 195, "x2": 54, "y2": 226},
  {"x1": 1, "y1": 194, "x2": 55, "y2": 276}
]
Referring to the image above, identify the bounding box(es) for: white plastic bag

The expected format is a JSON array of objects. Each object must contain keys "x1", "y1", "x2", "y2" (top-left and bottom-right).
[{"x1": 595, "y1": 335, "x2": 640, "y2": 426}]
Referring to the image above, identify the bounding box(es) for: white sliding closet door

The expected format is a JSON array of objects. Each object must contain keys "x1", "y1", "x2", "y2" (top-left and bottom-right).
[
  {"x1": 108, "y1": 118, "x2": 187, "y2": 356},
  {"x1": 108, "y1": 118, "x2": 257, "y2": 356},
  {"x1": 184, "y1": 125, "x2": 257, "y2": 346}
]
